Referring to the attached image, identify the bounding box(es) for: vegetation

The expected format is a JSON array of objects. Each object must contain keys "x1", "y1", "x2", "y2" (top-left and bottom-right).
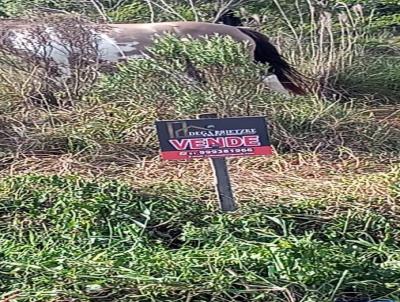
[
  {"x1": 1, "y1": 173, "x2": 399, "y2": 301},
  {"x1": 0, "y1": 1, "x2": 399, "y2": 301}
]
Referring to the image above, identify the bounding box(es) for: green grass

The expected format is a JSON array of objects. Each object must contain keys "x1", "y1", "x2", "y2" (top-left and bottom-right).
[{"x1": 1, "y1": 174, "x2": 399, "y2": 301}]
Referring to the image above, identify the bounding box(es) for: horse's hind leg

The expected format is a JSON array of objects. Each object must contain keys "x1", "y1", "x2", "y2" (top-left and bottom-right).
[
  {"x1": 262, "y1": 74, "x2": 290, "y2": 96},
  {"x1": 245, "y1": 43, "x2": 291, "y2": 96},
  {"x1": 27, "y1": 90, "x2": 59, "y2": 107},
  {"x1": 228, "y1": 32, "x2": 289, "y2": 95},
  {"x1": 183, "y1": 56, "x2": 206, "y2": 84},
  {"x1": 241, "y1": 39, "x2": 289, "y2": 95}
]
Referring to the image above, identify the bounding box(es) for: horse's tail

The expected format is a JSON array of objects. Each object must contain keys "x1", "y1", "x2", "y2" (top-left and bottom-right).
[{"x1": 237, "y1": 27, "x2": 309, "y2": 96}]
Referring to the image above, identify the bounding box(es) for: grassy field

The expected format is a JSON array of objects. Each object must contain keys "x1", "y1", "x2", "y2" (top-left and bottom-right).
[
  {"x1": 0, "y1": 154, "x2": 399, "y2": 301},
  {"x1": 0, "y1": 10, "x2": 400, "y2": 302}
]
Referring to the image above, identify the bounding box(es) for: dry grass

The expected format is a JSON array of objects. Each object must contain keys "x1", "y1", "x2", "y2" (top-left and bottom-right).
[{"x1": 2, "y1": 150, "x2": 398, "y2": 206}]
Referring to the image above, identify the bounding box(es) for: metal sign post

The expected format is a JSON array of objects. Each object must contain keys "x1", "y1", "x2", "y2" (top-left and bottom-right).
[{"x1": 197, "y1": 113, "x2": 236, "y2": 212}]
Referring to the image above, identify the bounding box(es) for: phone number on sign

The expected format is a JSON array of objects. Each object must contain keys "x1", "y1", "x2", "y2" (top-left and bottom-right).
[{"x1": 180, "y1": 148, "x2": 255, "y2": 157}]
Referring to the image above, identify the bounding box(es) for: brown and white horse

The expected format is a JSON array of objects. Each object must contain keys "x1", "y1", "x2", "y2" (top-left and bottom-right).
[{"x1": 1, "y1": 20, "x2": 309, "y2": 96}]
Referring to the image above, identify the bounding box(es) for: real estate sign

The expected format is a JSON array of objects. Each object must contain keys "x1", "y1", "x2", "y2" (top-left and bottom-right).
[{"x1": 156, "y1": 116, "x2": 272, "y2": 160}]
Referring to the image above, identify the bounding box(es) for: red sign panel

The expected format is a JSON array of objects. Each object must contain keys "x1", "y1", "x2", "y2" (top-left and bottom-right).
[{"x1": 155, "y1": 117, "x2": 272, "y2": 160}]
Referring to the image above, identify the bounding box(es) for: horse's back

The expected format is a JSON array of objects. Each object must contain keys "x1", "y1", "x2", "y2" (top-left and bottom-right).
[{"x1": 108, "y1": 21, "x2": 254, "y2": 49}]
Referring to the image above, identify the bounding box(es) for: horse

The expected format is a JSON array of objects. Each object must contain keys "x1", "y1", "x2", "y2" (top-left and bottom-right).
[{"x1": 0, "y1": 18, "x2": 309, "y2": 97}]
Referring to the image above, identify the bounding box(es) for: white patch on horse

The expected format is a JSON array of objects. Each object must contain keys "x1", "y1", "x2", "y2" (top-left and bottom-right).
[
  {"x1": 262, "y1": 74, "x2": 290, "y2": 96},
  {"x1": 96, "y1": 33, "x2": 125, "y2": 61},
  {"x1": 129, "y1": 54, "x2": 146, "y2": 59},
  {"x1": 11, "y1": 28, "x2": 71, "y2": 77},
  {"x1": 117, "y1": 43, "x2": 138, "y2": 53},
  {"x1": 96, "y1": 33, "x2": 141, "y2": 61},
  {"x1": 10, "y1": 27, "x2": 144, "y2": 78}
]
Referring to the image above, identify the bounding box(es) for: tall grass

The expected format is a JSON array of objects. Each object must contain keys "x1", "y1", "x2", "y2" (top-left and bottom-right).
[
  {"x1": 0, "y1": 34, "x2": 398, "y2": 161},
  {"x1": 252, "y1": 1, "x2": 399, "y2": 101},
  {"x1": 76, "y1": 35, "x2": 400, "y2": 154}
]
